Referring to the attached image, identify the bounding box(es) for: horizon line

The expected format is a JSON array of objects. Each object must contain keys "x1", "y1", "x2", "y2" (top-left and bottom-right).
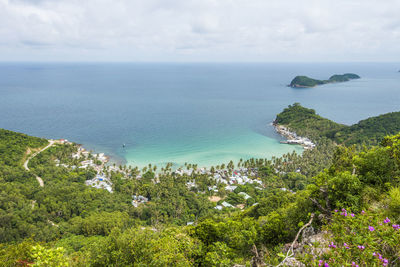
[{"x1": 0, "y1": 60, "x2": 399, "y2": 64}]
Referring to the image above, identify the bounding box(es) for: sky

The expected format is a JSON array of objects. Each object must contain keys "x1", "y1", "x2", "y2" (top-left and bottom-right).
[{"x1": 0, "y1": 0, "x2": 399, "y2": 62}]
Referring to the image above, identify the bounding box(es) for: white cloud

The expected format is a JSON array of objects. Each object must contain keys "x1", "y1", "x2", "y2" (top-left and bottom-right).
[{"x1": 0, "y1": 0, "x2": 399, "y2": 61}]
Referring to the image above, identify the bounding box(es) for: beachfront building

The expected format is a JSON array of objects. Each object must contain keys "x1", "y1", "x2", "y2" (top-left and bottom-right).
[
  {"x1": 93, "y1": 153, "x2": 108, "y2": 163},
  {"x1": 174, "y1": 169, "x2": 193, "y2": 176},
  {"x1": 79, "y1": 159, "x2": 96, "y2": 168}
]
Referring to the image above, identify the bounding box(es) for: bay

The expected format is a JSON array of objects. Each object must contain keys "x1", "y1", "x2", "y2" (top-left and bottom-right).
[{"x1": 1, "y1": 62, "x2": 399, "y2": 167}]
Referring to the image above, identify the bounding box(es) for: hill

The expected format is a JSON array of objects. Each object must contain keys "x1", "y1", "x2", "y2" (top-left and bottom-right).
[
  {"x1": 289, "y1": 76, "x2": 326, "y2": 88},
  {"x1": 274, "y1": 103, "x2": 400, "y2": 146},
  {"x1": 0, "y1": 129, "x2": 48, "y2": 167},
  {"x1": 289, "y1": 73, "x2": 360, "y2": 88},
  {"x1": 334, "y1": 111, "x2": 400, "y2": 145}
]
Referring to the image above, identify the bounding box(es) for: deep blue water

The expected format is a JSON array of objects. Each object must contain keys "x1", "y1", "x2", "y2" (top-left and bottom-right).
[{"x1": 1, "y1": 62, "x2": 399, "y2": 167}]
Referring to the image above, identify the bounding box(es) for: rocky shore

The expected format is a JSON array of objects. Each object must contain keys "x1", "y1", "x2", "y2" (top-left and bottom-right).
[{"x1": 273, "y1": 123, "x2": 316, "y2": 150}]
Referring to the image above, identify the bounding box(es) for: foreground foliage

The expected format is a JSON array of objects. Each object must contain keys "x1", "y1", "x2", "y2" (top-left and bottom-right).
[{"x1": 303, "y1": 210, "x2": 400, "y2": 266}]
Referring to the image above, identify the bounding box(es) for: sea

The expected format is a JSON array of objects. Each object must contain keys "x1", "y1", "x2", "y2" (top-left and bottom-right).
[{"x1": 1, "y1": 62, "x2": 399, "y2": 168}]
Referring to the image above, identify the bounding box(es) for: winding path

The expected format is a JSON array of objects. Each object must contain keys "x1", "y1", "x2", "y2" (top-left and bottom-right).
[{"x1": 23, "y1": 140, "x2": 55, "y2": 187}]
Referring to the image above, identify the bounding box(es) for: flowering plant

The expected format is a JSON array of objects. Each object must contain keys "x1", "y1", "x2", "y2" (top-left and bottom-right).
[{"x1": 302, "y1": 209, "x2": 400, "y2": 266}]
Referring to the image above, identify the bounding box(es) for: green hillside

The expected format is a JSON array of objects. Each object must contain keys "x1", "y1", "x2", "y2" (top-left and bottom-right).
[
  {"x1": 0, "y1": 129, "x2": 48, "y2": 167},
  {"x1": 335, "y1": 111, "x2": 400, "y2": 145},
  {"x1": 274, "y1": 103, "x2": 400, "y2": 146},
  {"x1": 289, "y1": 76, "x2": 326, "y2": 87},
  {"x1": 328, "y1": 73, "x2": 360, "y2": 82},
  {"x1": 274, "y1": 103, "x2": 345, "y2": 139}
]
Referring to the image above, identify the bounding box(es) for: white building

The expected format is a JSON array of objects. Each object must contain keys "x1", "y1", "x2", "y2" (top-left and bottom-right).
[
  {"x1": 221, "y1": 201, "x2": 234, "y2": 208},
  {"x1": 208, "y1": 186, "x2": 219, "y2": 192},
  {"x1": 132, "y1": 195, "x2": 148, "y2": 207},
  {"x1": 186, "y1": 180, "x2": 197, "y2": 188},
  {"x1": 85, "y1": 174, "x2": 113, "y2": 193},
  {"x1": 225, "y1": 185, "x2": 237, "y2": 192},
  {"x1": 239, "y1": 192, "x2": 252, "y2": 200}
]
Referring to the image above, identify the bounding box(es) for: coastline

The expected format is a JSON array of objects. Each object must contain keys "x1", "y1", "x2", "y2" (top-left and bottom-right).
[
  {"x1": 272, "y1": 122, "x2": 316, "y2": 150},
  {"x1": 77, "y1": 143, "x2": 127, "y2": 166}
]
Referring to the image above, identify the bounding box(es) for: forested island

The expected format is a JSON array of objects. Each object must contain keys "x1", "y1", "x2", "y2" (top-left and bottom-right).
[
  {"x1": 289, "y1": 73, "x2": 360, "y2": 88},
  {"x1": 1, "y1": 104, "x2": 400, "y2": 266}
]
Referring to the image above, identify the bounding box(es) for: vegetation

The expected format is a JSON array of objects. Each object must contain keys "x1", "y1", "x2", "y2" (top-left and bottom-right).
[
  {"x1": 1, "y1": 104, "x2": 400, "y2": 266},
  {"x1": 302, "y1": 210, "x2": 400, "y2": 266},
  {"x1": 274, "y1": 103, "x2": 345, "y2": 140},
  {"x1": 335, "y1": 111, "x2": 400, "y2": 145},
  {"x1": 289, "y1": 76, "x2": 326, "y2": 87},
  {"x1": 0, "y1": 129, "x2": 47, "y2": 167},
  {"x1": 289, "y1": 73, "x2": 360, "y2": 87},
  {"x1": 328, "y1": 73, "x2": 360, "y2": 82},
  {"x1": 275, "y1": 103, "x2": 400, "y2": 146}
]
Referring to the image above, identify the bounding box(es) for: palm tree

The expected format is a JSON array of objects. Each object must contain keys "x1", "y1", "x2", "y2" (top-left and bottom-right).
[{"x1": 210, "y1": 166, "x2": 215, "y2": 174}]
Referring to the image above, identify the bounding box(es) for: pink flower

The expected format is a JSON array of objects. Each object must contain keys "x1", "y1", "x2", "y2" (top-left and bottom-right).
[
  {"x1": 350, "y1": 213, "x2": 355, "y2": 217},
  {"x1": 383, "y1": 217, "x2": 390, "y2": 223},
  {"x1": 368, "y1": 226, "x2": 375, "y2": 231},
  {"x1": 357, "y1": 245, "x2": 365, "y2": 250},
  {"x1": 318, "y1": 260, "x2": 329, "y2": 267},
  {"x1": 383, "y1": 259, "x2": 389, "y2": 266},
  {"x1": 344, "y1": 242, "x2": 350, "y2": 249},
  {"x1": 373, "y1": 253, "x2": 389, "y2": 266},
  {"x1": 392, "y1": 224, "x2": 400, "y2": 230},
  {"x1": 328, "y1": 242, "x2": 336, "y2": 248},
  {"x1": 361, "y1": 210, "x2": 365, "y2": 214}
]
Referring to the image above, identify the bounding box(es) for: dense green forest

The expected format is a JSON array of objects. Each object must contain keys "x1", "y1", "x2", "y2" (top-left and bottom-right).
[
  {"x1": 289, "y1": 73, "x2": 360, "y2": 88},
  {"x1": 289, "y1": 76, "x2": 326, "y2": 88},
  {"x1": 275, "y1": 103, "x2": 400, "y2": 146},
  {"x1": 1, "y1": 105, "x2": 400, "y2": 266}
]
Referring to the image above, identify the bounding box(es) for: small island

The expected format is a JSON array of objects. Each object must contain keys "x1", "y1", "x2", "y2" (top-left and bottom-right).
[{"x1": 289, "y1": 73, "x2": 360, "y2": 88}]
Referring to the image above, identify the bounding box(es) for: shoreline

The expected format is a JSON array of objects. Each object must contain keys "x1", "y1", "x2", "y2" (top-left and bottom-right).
[
  {"x1": 56, "y1": 124, "x2": 308, "y2": 171},
  {"x1": 272, "y1": 122, "x2": 316, "y2": 150}
]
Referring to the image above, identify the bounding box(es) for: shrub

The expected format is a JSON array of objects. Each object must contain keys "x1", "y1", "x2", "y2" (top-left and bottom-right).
[
  {"x1": 302, "y1": 210, "x2": 400, "y2": 266},
  {"x1": 388, "y1": 187, "x2": 400, "y2": 220}
]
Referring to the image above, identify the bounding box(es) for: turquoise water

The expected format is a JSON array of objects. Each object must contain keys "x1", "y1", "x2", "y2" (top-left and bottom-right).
[{"x1": 0, "y1": 63, "x2": 399, "y2": 168}]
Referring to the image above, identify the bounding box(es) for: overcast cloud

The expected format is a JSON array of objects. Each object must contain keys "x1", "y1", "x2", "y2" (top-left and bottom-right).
[{"x1": 0, "y1": 0, "x2": 399, "y2": 61}]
